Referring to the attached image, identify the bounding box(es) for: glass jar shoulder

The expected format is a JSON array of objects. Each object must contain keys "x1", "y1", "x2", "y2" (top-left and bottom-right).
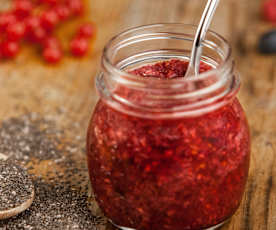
[{"x1": 88, "y1": 98, "x2": 249, "y2": 148}]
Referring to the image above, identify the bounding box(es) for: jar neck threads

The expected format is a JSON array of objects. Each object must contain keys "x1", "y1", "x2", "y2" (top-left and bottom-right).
[{"x1": 97, "y1": 23, "x2": 238, "y2": 119}]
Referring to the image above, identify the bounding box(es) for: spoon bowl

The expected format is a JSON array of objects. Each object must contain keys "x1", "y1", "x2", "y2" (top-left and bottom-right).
[{"x1": 0, "y1": 190, "x2": 35, "y2": 220}]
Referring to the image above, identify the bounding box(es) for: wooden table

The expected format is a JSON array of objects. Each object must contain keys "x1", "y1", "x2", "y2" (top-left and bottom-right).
[{"x1": 0, "y1": 0, "x2": 275, "y2": 229}]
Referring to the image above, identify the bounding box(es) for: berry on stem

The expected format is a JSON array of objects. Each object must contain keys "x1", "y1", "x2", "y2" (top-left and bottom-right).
[{"x1": 70, "y1": 37, "x2": 89, "y2": 57}]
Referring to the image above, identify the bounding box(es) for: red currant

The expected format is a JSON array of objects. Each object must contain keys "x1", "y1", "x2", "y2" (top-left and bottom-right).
[
  {"x1": 70, "y1": 37, "x2": 89, "y2": 57},
  {"x1": 77, "y1": 23, "x2": 95, "y2": 38},
  {"x1": 25, "y1": 16, "x2": 41, "y2": 33},
  {"x1": 0, "y1": 13, "x2": 17, "y2": 32},
  {"x1": 13, "y1": 0, "x2": 33, "y2": 18},
  {"x1": 67, "y1": 0, "x2": 84, "y2": 16},
  {"x1": 41, "y1": 0, "x2": 60, "y2": 5},
  {"x1": 54, "y1": 5, "x2": 71, "y2": 21},
  {"x1": 42, "y1": 36, "x2": 61, "y2": 49},
  {"x1": 6, "y1": 22, "x2": 26, "y2": 41},
  {"x1": 1, "y1": 41, "x2": 20, "y2": 58},
  {"x1": 28, "y1": 26, "x2": 48, "y2": 44},
  {"x1": 41, "y1": 10, "x2": 59, "y2": 31},
  {"x1": 43, "y1": 46, "x2": 63, "y2": 63},
  {"x1": 263, "y1": 0, "x2": 276, "y2": 22}
]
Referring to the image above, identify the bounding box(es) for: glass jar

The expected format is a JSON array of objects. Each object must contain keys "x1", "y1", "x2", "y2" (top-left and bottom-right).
[{"x1": 87, "y1": 24, "x2": 250, "y2": 230}]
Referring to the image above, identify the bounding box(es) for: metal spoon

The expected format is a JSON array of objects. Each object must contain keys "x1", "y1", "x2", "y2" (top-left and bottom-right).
[{"x1": 184, "y1": 0, "x2": 220, "y2": 77}]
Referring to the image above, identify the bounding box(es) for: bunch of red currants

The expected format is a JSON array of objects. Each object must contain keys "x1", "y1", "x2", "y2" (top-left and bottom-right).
[{"x1": 0, "y1": 0, "x2": 96, "y2": 63}]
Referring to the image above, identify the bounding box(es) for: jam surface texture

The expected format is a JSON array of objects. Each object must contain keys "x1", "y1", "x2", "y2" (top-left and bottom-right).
[{"x1": 87, "y1": 60, "x2": 250, "y2": 230}]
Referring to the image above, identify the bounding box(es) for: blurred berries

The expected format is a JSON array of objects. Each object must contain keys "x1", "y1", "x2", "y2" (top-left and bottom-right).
[
  {"x1": 14, "y1": 0, "x2": 33, "y2": 18},
  {"x1": 25, "y1": 16, "x2": 41, "y2": 33},
  {"x1": 6, "y1": 22, "x2": 26, "y2": 41},
  {"x1": 0, "y1": 0, "x2": 95, "y2": 63},
  {"x1": 263, "y1": 0, "x2": 276, "y2": 22},
  {"x1": 0, "y1": 13, "x2": 17, "y2": 32},
  {"x1": 41, "y1": 0, "x2": 60, "y2": 5},
  {"x1": 54, "y1": 5, "x2": 71, "y2": 21}
]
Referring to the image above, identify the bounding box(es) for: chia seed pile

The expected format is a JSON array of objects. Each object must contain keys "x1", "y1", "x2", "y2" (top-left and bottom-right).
[
  {"x1": 0, "y1": 113, "x2": 107, "y2": 230},
  {"x1": 0, "y1": 161, "x2": 33, "y2": 212}
]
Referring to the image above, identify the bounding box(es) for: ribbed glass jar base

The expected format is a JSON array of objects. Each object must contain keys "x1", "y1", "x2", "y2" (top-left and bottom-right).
[{"x1": 109, "y1": 218, "x2": 229, "y2": 230}]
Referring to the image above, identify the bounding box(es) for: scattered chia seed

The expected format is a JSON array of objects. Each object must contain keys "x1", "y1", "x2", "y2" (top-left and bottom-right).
[
  {"x1": 0, "y1": 113, "x2": 107, "y2": 230},
  {"x1": 0, "y1": 114, "x2": 64, "y2": 163},
  {"x1": 0, "y1": 161, "x2": 34, "y2": 212},
  {"x1": 0, "y1": 179, "x2": 104, "y2": 230}
]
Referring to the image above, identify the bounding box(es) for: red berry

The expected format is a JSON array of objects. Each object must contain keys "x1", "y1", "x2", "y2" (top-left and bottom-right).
[
  {"x1": 1, "y1": 41, "x2": 20, "y2": 58},
  {"x1": 77, "y1": 23, "x2": 95, "y2": 38},
  {"x1": 42, "y1": 36, "x2": 61, "y2": 49},
  {"x1": 70, "y1": 37, "x2": 89, "y2": 57},
  {"x1": 25, "y1": 16, "x2": 41, "y2": 33},
  {"x1": 41, "y1": 0, "x2": 59, "y2": 5},
  {"x1": 41, "y1": 10, "x2": 59, "y2": 31},
  {"x1": 14, "y1": 0, "x2": 33, "y2": 18},
  {"x1": 0, "y1": 13, "x2": 17, "y2": 32},
  {"x1": 43, "y1": 46, "x2": 63, "y2": 63},
  {"x1": 6, "y1": 22, "x2": 26, "y2": 41},
  {"x1": 54, "y1": 5, "x2": 71, "y2": 20},
  {"x1": 263, "y1": 0, "x2": 276, "y2": 22},
  {"x1": 67, "y1": 0, "x2": 84, "y2": 16},
  {"x1": 28, "y1": 26, "x2": 48, "y2": 43}
]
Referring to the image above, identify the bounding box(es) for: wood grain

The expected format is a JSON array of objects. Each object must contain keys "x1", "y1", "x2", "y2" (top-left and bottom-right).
[{"x1": 0, "y1": 0, "x2": 275, "y2": 229}]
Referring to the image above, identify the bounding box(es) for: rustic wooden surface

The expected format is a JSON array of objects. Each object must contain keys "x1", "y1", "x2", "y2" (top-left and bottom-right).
[{"x1": 0, "y1": 0, "x2": 275, "y2": 229}]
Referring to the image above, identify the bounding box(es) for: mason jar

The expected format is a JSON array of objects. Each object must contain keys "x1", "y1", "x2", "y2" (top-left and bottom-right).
[{"x1": 87, "y1": 23, "x2": 250, "y2": 230}]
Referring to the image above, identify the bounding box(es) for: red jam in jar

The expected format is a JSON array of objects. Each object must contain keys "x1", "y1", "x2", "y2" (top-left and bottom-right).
[{"x1": 87, "y1": 24, "x2": 250, "y2": 230}]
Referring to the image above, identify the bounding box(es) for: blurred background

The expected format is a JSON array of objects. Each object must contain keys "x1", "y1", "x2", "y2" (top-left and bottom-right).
[{"x1": 0, "y1": 0, "x2": 273, "y2": 122}]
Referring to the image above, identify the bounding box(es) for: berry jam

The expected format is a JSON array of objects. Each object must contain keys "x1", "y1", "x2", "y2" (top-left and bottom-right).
[{"x1": 87, "y1": 60, "x2": 250, "y2": 230}]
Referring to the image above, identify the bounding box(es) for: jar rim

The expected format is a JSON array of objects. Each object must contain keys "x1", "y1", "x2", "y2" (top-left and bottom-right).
[
  {"x1": 102, "y1": 23, "x2": 232, "y2": 84},
  {"x1": 99, "y1": 23, "x2": 238, "y2": 119}
]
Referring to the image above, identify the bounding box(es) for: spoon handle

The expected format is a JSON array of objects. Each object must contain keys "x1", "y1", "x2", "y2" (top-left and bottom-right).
[{"x1": 185, "y1": 0, "x2": 220, "y2": 77}]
